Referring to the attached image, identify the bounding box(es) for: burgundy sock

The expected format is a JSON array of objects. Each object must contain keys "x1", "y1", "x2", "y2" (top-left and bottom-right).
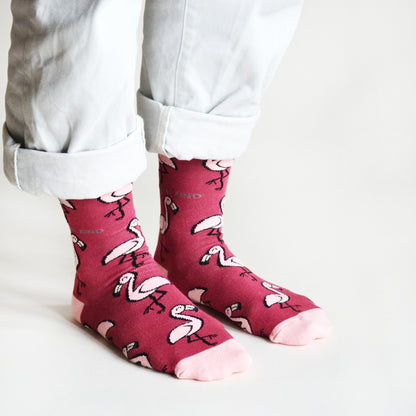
[
  {"x1": 156, "y1": 158, "x2": 331, "y2": 345},
  {"x1": 60, "y1": 183, "x2": 251, "y2": 380}
]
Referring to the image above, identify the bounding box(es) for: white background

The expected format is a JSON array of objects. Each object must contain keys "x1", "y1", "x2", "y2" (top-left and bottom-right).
[{"x1": 0, "y1": 1, "x2": 415, "y2": 415}]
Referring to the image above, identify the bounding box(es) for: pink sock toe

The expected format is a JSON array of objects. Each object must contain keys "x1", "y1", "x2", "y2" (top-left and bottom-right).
[
  {"x1": 269, "y1": 308, "x2": 332, "y2": 346},
  {"x1": 175, "y1": 339, "x2": 252, "y2": 381}
]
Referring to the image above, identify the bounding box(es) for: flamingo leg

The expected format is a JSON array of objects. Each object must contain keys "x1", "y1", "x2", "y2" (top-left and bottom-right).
[
  {"x1": 239, "y1": 268, "x2": 257, "y2": 281},
  {"x1": 144, "y1": 290, "x2": 167, "y2": 314},
  {"x1": 205, "y1": 177, "x2": 220, "y2": 189},
  {"x1": 76, "y1": 274, "x2": 86, "y2": 295},
  {"x1": 160, "y1": 240, "x2": 170, "y2": 262},
  {"x1": 119, "y1": 251, "x2": 149, "y2": 268},
  {"x1": 205, "y1": 169, "x2": 230, "y2": 190},
  {"x1": 208, "y1": 228, "x2": 224, "y2": 243},
  {"x1": 159, "y1": 165, "x2": 169, "y2": 183},
  {"x1": 104, "y1": 197, "x2": 130, "y2": 221},
  {"x1": 218, "y1": 169, "x2": 230, "y2": 190},
  {"x1": 187, "y1": 333, "x2": 218, "y2": 346},
  {"x1": 137, "y1": 251, "x2": 149, "y2": 260},
  {"x1": 280, "y1": 302, "x2": 302, "y2": 313}
]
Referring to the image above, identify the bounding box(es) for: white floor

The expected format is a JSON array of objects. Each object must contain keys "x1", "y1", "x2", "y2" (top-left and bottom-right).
[
  {"x1": 1, "y1": 2, "x2": 416, "y2": 416},
  {"x1": 1, "y1": 153, "x2": 415, "y2": 416}
]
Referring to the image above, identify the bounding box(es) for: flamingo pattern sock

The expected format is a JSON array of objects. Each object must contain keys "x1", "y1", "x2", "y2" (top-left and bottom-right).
[
  {"x1": 59, "y1": 184, "x2": 251, "y2": 381},
  {"x1": 156, "y1": 157, "x2": 331, "y2": 345}
]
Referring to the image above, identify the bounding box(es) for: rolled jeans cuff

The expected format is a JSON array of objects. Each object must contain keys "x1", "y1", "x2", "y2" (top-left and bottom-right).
[
  {"x1": 137, "y1": 91, "x2": 260, "y2": 160},
  {"x1": 2, "y1": 116, "x2": 147, "y2": 199}
]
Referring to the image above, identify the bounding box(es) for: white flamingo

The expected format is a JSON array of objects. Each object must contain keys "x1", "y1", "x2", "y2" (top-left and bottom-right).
[
  {"x1": 98, "y1": 183, "x2": 133, "y2": 220},
  {"x1": 225, "y1": 303, "x2": 253, "y2": 334},
  {"x1": 102, "y1": 218, "x2": 147, "y2": 267},
  {"x1": 262, "y1": 281, "x2": 300, "y2": 312},
  {"x1": 168, "y1": 304, "x2": 217, "y2": 345},
  {"x1": 199, "y1": 245, "x2": 257, "y2": 281},
  {"x1": 122, "y1": 341, "x2": 152, "y2": 369},
  {"x1": 113, "y1": 272, "x2": 170, "y2": 314},
  {"x1": 187, "y1": 287, "x2": 208, "y2": 305},
  {"x1": 71, "y1": 233, "x2": 87, "y2": 294},
  {"x1": 160, "y1": 196, "x2": 179, "y2": 235},
  {"x1": 191, "y1": 196, "x2": 225, "y2": 242},
  {"x1": 203, "y1": 160, "x2": 233, "y2": 190},
  {"x1": 97, "y1": 320, "x2": 115, "y2": 340}
]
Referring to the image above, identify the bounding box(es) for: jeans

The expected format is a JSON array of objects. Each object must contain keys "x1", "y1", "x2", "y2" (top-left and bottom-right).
[{"x1": 2, "y1": 0, "x2": 303, "y2": 199}]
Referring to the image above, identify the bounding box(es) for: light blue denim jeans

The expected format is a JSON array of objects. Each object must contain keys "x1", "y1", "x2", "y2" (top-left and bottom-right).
[{"x1": 3, "y1": 0, "x2": 303, "y2": 199}]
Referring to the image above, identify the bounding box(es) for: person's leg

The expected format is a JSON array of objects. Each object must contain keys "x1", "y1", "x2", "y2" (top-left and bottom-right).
[
  {"x1": 3, "y1": 0, "x2": 250, "y2": 380},
  {"x1": 138, "y1": 0, "x2": 331, "y2": 344},
  {"x1": 3, "y1": 0, "x2": 146, "y2": 198}
]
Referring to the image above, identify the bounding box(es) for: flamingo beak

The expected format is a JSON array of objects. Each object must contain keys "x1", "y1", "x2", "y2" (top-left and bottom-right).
[
  {"x1": 171, "y1": 203, "x2": 178, "y2": 213},
  {"x1": 200, "y1": 254, "x2": 211, "y2": 265},
  {"x1": 126, "y1": 341, "x2": 138, "y2": 352},
  {"x1": 113, "y1": 285, "x2": 122, "y2": 297},
  {"x1": 231, "y1": 303, "x2": 241, "y2": 311},
  {"x1": 185, "y1": 305, "x2": 198, "y2": 311}
]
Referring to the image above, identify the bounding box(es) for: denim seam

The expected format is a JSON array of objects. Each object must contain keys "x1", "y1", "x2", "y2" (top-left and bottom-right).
[
  {"x1": 156, "y1": 105, "x2": 171, "y2": 154},
  {"x1": 13, "y1": 145, "x2": 22, "y2": 190},
  {"x1": 163, "y1": 107, "x2": 171, "y2": 153}
]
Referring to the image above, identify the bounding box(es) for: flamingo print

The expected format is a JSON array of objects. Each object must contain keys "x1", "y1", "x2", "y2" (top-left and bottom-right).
[
  {"x1": 97, "y1": 183, "x2": 132, "y2": 221},
  {"x1": 191, "y1": 196, "x2": 225, "y2": 243},
  {"x1": 97, "y1": 320, "x2": 115, "y2": 340},
  {"x1": 102, "y1": 218, "x2": 148, "y2": 267},
  {"x1": 59, "y1": 199, "x2": 76, "y2": 216},
  {"x1": 159, "y1": 154, "x2": 177, "y2": 183},
  {"x1": 225, "y1": 303, "x2": 253, "y2": 334},
  {"x1": 159, "y1": 196, "x2": 179, "y2": 261},
  {"x1": 71, "y1": 233, "x2": 87, "y2": 294},
  {"x1": 262, "y1": 281, "x2": 301, "y2": 313},
  {"x1": 168, "y1": 304, "x2": 217, "y2": 346},
  {"x1": 122, "y1": 341, "x2": 152, "y2": 369},
  {"x1": 187, "y1": 287, "x2": 209, "y2": 305},
  {"x1": 203, "y1": 160, "x2": 233, "y2": 190},
  {"x1": 113, "y1": 272, "x2": 170, "y2": 314},
  {"x1": 199, "y1": 245, "x2": 257, "y2": 281},
  {"x1": 160, "y1": 196, "x2": 179, "y2": 235},
  {"x1": 72, "y1": 233, "x2": 87, "y2": 269}
]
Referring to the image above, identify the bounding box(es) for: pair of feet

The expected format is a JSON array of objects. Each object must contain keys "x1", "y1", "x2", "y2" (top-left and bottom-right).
[{"x1": 59, "y1": 157, "x2": 331, "y2": 381}]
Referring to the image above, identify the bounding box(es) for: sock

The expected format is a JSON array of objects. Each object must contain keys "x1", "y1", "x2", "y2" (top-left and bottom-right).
[
  {"x1": 155, "y1": 158, "x2": 331, "y2": 345},
  {"x1": 59, "y1": 183, "x2": 251, "y2": 380}
]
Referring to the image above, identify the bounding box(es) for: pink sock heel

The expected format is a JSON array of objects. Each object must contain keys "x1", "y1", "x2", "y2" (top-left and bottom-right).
[{"x1": 71, "y1": 295, "x2": 85, "y2": 324}]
